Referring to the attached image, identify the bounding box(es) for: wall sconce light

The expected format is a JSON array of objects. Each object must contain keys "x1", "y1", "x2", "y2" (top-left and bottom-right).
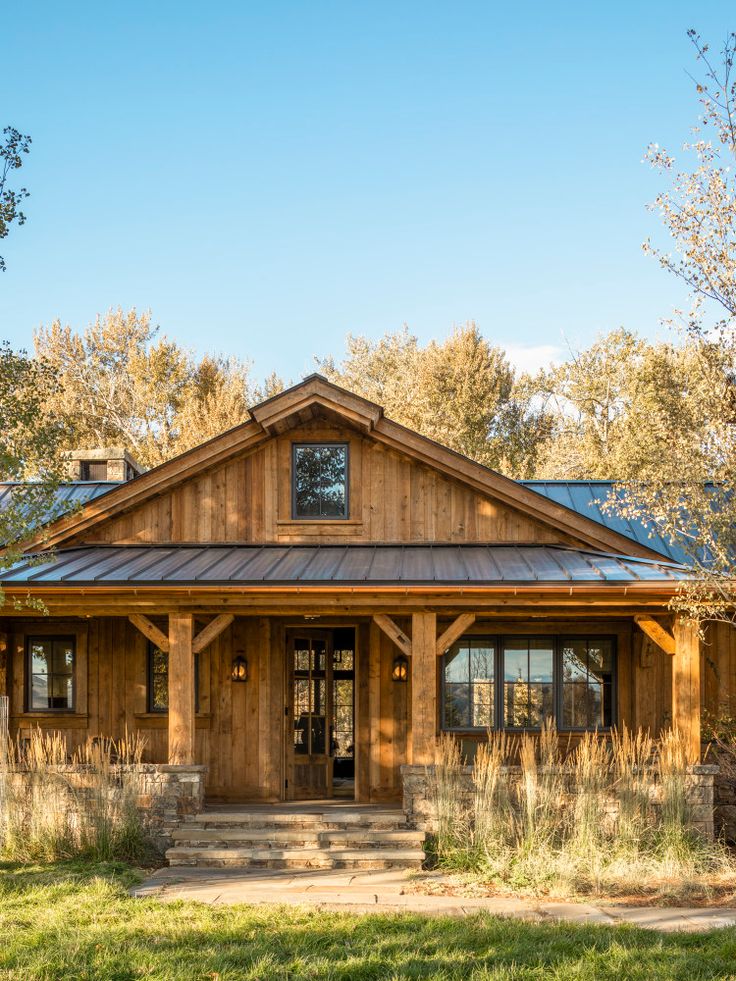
[
  {"x1": 231, "y1": 653, "x2": 248, "y2": 683},
  {"x1": 392, "y1": 653, "x2": 409, "y2": 683}
]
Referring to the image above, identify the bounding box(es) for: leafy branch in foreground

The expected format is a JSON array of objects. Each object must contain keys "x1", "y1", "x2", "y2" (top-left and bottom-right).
[
  {"x1": 0, "y1": 126, "x2": 31, "y2": 273},
  {"x1": 613, "y1": 31, "x2": 736, "y2": 622}
]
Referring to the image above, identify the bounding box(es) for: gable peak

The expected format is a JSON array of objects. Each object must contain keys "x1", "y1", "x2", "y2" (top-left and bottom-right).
[{"x1": 250, "y1": 375, "x2": 383, "y2": 435}]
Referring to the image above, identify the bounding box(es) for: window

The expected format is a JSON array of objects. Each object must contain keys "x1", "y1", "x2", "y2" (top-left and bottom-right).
[
  {"x1": 440, "y1": 635, "x2": 616, "y2": 732},
  {"x1": 503, "y1": 638, "x2": 554, "y2": 729},
  {"x1": 147, "y1": 644, "x2": 200, "y2": 713},
  {"x1": 442, "y1": 639, "x2": 495, "y2": 730},
  {"x1": 80, "y1": 460, "x2": 107, "y2": 481},
  {"x1": 292, "y1": 443, "x2": 348, "y2": 519},
  {"x1": 560, "y1": 638, "x2": 614, "y2": 730},
  {"x1": 27, "y1": 636, "x2": 75, "y2": 711}
]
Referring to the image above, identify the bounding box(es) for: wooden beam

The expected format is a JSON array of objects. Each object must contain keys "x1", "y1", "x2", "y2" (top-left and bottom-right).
[
  {"x1": 634, "y1": 615, "x2": 675, "y2": 655},
  {"x1": 672, "y1": 616, "x2": 702, "y2": 763},
  {"x1": 411, "y1": 612, "x2": 437, "y2": 765},
  {"x1": 128, "y1": 614, "x2": 169, "y2": 652},
  {"x1": 192, "y1": 613, "x2": 235, "y2": 654},
  {"x1": 372, "y1": 614, "x2": 412, "y2": 658},
  {"x1": 168, "y1": 613, "x2": 195, "y2": 765},
  {"x1": 436, "y1": 613, "x2": 476, "y2": 657}
]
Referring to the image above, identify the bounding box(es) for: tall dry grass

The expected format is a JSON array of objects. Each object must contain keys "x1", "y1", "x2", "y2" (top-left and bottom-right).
[
  {"x1": 426, "y1": 725, "x2": 734, "y2": 898},
  {"x1": 0, "y1": 728, "x2": 148, "y2": 863}
]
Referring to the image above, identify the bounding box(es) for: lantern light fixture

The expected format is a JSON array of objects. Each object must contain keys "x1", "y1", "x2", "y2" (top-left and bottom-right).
[
  {"x1": 392, "y1": 653, "x2": 409, "y2": 683},
  {"x1": 231, "y1": 653, "x2": 248, "y2": 683}
]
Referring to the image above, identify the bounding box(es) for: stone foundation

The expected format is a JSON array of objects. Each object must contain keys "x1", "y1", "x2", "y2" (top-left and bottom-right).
[
  {"x1": 711, "y1": 752, "x2": 736, "y2": 843},
  {"x1": 2, "y1": 763, "x2": 206, "y2": 853},
  {"x1": 131, "y1": 764, "x2": 207, "y2": 849},
  {"x1": 401, "y1": 763, "x2": 717, "y2": 839}
]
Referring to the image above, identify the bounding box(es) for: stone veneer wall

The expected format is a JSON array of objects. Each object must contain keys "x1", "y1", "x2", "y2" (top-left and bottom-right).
[
  {"x1": 712, "y1": 757, "x2": 736, "y2": 843},
  {"x1": 401, "y1": 763, "x2": 717, "y2": 840},
  {"x1": 3, "y1": 763, "x2": 206, "y2": 854},
  {"x1": 130, "y1": 764, "x2": 206, "y2": 849}
]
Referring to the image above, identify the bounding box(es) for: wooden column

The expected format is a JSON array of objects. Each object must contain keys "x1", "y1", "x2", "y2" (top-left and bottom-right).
[
  {"x1": 672, "y1": 616, "x2": 702, "y2": 763},
  {"x1": 411, "y1": 612, "x2": 437, "y2": 766},
  {"x1": 168, "y1": 614, "x2": 196, "y2": 765}
]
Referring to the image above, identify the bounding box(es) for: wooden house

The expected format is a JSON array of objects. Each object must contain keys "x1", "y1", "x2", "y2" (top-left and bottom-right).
[{"x1": 0, "y1": 375, "x2": 727, "y2": 807}]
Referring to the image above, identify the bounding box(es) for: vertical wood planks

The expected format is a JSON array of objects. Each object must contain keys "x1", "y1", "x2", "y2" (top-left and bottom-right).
[
  {"x1": 168, "y1": 614, "x2": 195, "y2": 765},
  {"x1": 672, "y1": 617, "x2": 702, "y2": 763},
  {"x1": 410, "y1": 612, "x2": 437, "y2": 765}
]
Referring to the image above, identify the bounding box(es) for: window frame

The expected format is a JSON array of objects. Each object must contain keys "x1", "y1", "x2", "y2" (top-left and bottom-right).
[
  {"x1": 440, "y1": 637, "x2": 497, "y2": 732},
  {"x1": 440, "y1": 634, "x2": 617, "y2": 735},
  {"x1": 556, "y1": 635, "x2": 617, "y2": 734},
  {"x1": 146, "y1": 643, "x2": 200, "y2": 714},
  {"x1": 80, "y1": 460, "x2": 108, "y2": 481},
  {"x1": 25, "y1": 635, "x2": 76, "y2": 713},
  {"x1": 291, "y1": 441, "x2": 350, "y2": 520}
]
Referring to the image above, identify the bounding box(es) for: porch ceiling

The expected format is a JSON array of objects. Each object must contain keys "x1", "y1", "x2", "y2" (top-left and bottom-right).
[{"x1": 0, "y1": 543, "x2": 687, "y2": 587}]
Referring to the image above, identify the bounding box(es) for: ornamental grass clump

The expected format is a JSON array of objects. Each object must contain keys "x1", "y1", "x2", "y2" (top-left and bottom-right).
[
  {"x1": 0, "y1": 728, "x2": 147, "y2": 864},
  {"x1": 426, "y1": 734, "x2": 470, "y2": 863},
  {"x1": 471, "y1": 732, "x2": 513, "y2": 867},
  {"x1": 425, "y1": 723, "x2": 736, "y2": 900},
  {"x1": 610, "y1": 726, "x2": 653, "y2": 856}
]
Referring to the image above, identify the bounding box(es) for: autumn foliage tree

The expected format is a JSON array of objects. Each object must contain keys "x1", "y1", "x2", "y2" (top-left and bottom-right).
[
  {"x1": 0, "y1": 344, "x2": 71, "y2": 600},
  {"x1": 34, "y1": 309, "x2": 283, "y2": 469},
  {"x1": 318, "y1": 323, "x2": 549, "y2": 477}
]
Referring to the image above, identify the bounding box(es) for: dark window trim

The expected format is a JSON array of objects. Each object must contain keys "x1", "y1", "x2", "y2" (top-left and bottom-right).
[
  {"x1": 26, "y1": 635, "x2": 76, "y2": 713},
  {"x1": 555, "y1": 635, "x2": 618, "y2": 734},
  {"x1": 291, "y1": 441, "x2": 350, "y2": 520},
  {"x1": 440, "y1": 634, "x2": 617, "y2": 734},
  {"x1": 146, "y1": 643, "x2": 200, "y2": 714}
]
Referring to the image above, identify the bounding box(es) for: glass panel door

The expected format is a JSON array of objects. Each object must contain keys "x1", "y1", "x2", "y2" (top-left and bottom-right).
[{"x1": 288, "y1": 631, "x2": 334, "y2": 799}]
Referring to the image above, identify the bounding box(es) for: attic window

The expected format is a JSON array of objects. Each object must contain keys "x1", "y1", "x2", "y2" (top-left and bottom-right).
[
  {"x1": 292, "y1": 443, "x2": 349, "y2": 519},
  {"x1": 80, "y1": 460, "x2": 107, "y2": 481}
]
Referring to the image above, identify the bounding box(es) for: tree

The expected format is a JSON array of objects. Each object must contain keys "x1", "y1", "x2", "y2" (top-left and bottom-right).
[
  {"x1": 0, "y1": 127, "x2": 31, "y2": 272},
  {"x1": 527, "y1": 329, "x2": 723, "y2": 483},
  {"x1": 0, "y1": 343, "x2": 71, "y2": 604},
  {"x1": 34, "y1": 309, "x2": 282, "y2": 468},
  {"x1": 613, "y1": 31, "x2": 736, "y2": 621},
  {"x1": 318, "y1": 323, "x2": 548, "y2": 476}
]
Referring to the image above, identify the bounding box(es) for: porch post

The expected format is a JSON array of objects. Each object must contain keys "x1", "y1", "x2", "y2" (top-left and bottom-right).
[
  {"x1": 672, "y1": 616, "x2": 701, "y2": 763},
  {"x1": 168, "y1": 613, "x2": 196, "y2": 765},
  {"x1": 411, "y1": 612, "x2": 437, "y2": 766}
]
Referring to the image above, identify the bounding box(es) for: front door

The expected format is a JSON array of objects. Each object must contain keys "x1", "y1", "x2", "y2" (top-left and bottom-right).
[{"x1": 287, "y1": 630, "x2": 334, "y2": 799}]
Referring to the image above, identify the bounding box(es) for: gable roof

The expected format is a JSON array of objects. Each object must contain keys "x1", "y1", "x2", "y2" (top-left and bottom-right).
[{"x1": 15, "y1": 375, "x2": 669, "y2": 559}]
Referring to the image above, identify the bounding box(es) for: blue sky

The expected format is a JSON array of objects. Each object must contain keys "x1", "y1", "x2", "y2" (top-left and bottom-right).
[{"x1": 1, "y1": 2, "x2": 733, "y2": 381}]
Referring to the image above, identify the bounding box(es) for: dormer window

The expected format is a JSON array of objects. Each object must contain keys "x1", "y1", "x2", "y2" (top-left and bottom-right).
[{"x1": 292, "y1": 443, "x2": 349, "y2": 519}]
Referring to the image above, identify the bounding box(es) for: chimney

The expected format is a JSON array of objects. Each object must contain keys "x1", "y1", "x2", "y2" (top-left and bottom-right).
[{"x1": 65, "y1": 447, "x2": 145, "y2": 483}]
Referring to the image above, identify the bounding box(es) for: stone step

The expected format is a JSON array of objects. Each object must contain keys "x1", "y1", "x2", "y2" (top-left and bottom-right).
[
  {"x1": 165, "y1": 845, "x2": 425, "y2": 870},
  {"x1": 318, "y1": 830, "x2": 425, "y2": 845},
  {"x1": 183, "y1": 812, "x2": 407, "y2": 831},
  {"x1": 171, "y1": 828, "x2": 425, "y2": 848}
]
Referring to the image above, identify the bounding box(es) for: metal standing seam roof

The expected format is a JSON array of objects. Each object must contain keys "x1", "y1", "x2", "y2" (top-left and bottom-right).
[
  {"x1": 0, "y1": 481, "x2": 118, "y2": 524},
  {"x1": 0, "y1": 543, "x2": 687, "y2": 587},
  {"x1": 520, "y1": 481, "x2": 689, "y2": 564}
]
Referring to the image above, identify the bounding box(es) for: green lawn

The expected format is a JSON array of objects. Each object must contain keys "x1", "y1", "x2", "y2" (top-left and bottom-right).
[{"x1": 1, "y1": 862, "x2": 736, "y2": 980}]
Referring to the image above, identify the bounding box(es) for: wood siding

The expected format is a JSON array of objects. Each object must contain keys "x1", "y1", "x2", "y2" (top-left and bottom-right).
[
  {"x1": 71, "y1": 422, "x2": 581, "y2": 547},
  {"x1": 6, "y1": 612, "x2": 733, "y2": 801}
]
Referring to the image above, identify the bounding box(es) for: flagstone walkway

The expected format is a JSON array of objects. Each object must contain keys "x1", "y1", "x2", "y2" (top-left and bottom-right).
[{"x1": 133, "y1": 867, "x2": 736, "y2": 933}]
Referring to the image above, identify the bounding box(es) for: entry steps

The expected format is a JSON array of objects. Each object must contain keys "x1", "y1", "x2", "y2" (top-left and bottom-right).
[{"x1": 166, "y1": 804, "x2": 426, "y2": 870}]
